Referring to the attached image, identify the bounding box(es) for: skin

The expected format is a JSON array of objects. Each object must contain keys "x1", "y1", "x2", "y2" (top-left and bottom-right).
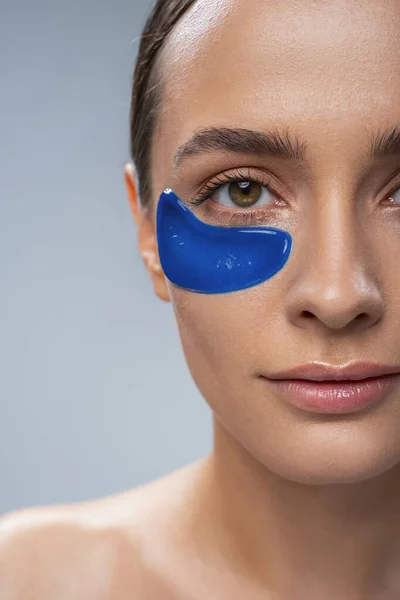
[{"x1": 2, "y1": 0, "x2": 400, "y2": 598}]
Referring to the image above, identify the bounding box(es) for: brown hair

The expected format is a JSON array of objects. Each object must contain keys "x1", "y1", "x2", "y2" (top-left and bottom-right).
[{"x1": 130, "y1": 0, "x2": 197, "y2": 208}]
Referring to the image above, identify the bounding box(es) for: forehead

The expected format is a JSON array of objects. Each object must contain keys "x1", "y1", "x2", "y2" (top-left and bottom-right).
[{"x1": 152, "y1": 0, "x2": 400, "y2": 179}]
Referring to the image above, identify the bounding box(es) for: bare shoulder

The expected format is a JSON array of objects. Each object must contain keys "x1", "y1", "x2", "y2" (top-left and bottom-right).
[
  {"x1": 0, "y1": 458, "x2": 209, "y2": 600},
  {"x1": 0, "y1": 498, "x2": 128, "y2": 599}
]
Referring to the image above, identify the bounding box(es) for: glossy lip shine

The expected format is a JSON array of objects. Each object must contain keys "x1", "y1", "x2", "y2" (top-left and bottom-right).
[{"x1": 261, "y1": 363, "x2": 400, "y2": 414}]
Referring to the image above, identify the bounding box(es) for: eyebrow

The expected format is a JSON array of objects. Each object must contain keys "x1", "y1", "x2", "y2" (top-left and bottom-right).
[
  {"x1": 368, "y1": 125, "x2": 400, "y2": 158},
  {"x1": 173, "y1": 127, "x2": 307, "y2": 166},
  {"x1": 173, "y1": 124, "x2": 400, "y2": 168}
]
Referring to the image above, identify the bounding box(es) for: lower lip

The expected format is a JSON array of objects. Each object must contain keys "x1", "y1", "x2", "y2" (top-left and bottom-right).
[{"x1": 263, "y1": 374, "x2": 400, "y2": 414}]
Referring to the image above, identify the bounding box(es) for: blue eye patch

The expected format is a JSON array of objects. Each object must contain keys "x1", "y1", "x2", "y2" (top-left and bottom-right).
[{"x1": 156, "y1": 188, "x2": 292, "y2": 295}]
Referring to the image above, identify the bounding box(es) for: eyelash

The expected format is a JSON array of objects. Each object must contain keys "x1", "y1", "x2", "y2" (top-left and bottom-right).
[
  {"x1": 187, "y1": 168, "x2": 400, "y2": 222},
  {"x1": 189, "y1": 168, "x2": 281, "y2": 207}
]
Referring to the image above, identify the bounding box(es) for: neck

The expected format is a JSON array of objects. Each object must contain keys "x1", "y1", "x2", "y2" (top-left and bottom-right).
[{"x1": 197, "y1": 417, "x2": 400, "y2": 599}]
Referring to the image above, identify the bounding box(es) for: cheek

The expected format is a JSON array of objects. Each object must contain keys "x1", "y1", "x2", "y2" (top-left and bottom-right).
[
  {"x1": 169, "y1": 284, "x2": 282, "y2": 401},
  {"x1": 169, "y1": 283, "x2": 306, "y2": 481}
]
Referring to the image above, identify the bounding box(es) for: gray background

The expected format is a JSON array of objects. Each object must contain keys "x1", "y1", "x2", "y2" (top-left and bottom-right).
[{"x1": 0, "y1": 0, "x2": 211, "y2": 515}]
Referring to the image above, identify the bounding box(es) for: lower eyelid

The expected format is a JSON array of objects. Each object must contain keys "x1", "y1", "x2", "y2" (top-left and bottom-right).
[
  {"x1": 214, "y1": 209, "x2": 281, "y2": 227},
  {"x1": 201, "y1": 198, "x2": 284, "y2": 225}
]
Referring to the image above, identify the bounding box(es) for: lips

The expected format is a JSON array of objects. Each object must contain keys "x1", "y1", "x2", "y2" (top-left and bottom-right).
[
  {"x1": 266, "y1": 362, "x2": 400, "y2": 382},
  {"x1": 261, "y1": 362, "x2": 400, "y2": 414}
]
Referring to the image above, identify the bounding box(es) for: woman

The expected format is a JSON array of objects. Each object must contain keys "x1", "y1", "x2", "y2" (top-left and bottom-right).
[{"x1": 2, "y1": 0, "x2": 400, "y2": 597}]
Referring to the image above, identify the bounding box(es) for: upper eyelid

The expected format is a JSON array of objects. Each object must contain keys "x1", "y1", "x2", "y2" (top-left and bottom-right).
[
  {"x1": 208, "y1": 167, "x2": 274, "y2": 187},
  {"x1": 200, "y1": 166, "x2": 400, "y2": 198},
  {"x1": 191, "y1": 168, "x2": 280, "y2": 203}
]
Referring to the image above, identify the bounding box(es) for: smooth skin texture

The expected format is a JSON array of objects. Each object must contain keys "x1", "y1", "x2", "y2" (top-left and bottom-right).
[{"x1": 3, "y1": 1, "x2": 400, "y2": 598}]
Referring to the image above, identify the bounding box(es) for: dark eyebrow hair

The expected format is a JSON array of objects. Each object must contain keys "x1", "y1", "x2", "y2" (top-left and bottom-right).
[
  {"x1": 368, "y1": 125, "x2": 400, "y2": 158},
  {"x1": 173, "y1": 127, "x2": 307, "y2": 166}
]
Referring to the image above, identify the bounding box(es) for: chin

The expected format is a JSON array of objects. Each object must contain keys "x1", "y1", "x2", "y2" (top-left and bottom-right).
[
  {"x1": 248, "y1": 425, "x2": 400, "y2": 486},
  {"x1": 218, "y1": 399, "x2": 400, "y2": 486}
]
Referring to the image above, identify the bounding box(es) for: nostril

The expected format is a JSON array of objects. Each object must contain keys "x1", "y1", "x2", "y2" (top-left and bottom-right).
[
  {"x1": 302, "y1": 311, "x2": 315, "y2": 319},
  {"x1": 356, "y1": 313, "x2": 369, "y2": 322}
]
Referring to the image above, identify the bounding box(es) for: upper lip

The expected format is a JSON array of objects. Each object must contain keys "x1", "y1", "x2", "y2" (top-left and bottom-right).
[{"x1": 266, "y1": 362, "x2": 400, "y2": 382}]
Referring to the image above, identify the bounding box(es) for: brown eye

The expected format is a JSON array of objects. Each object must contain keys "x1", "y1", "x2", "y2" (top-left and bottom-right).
[
  {"x1": 211, "y1": 180, "x2": 275, "y2": 209},
  {"x1": 386, "y1": 188, "x2": 400, "y2": 205},
  {"x1": 228, "y1": 181, "x2": 263, "y2": 207}
]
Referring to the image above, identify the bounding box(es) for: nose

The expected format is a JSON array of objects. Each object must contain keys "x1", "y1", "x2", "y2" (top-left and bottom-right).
[{"x1": 284, "y1": 203, "x2": 384, "y2": 333}]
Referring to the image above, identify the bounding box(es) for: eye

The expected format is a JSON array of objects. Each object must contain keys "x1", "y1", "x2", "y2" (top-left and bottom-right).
[
  {"x1": 387, "y1": 187, "x2": 400, "y2": 205},
  {"x1": 211, "y1": 181, "x2": 276, "y2": 209}
]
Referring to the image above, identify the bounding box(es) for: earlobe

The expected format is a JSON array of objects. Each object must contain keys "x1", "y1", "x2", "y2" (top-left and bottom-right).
[{"x1": 124, "y1": 163, "x2": 170, "y2": 303}]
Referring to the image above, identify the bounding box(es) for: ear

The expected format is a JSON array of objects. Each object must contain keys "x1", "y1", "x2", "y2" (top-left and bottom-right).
[{"x1": 124, "y1": 163, "x2": 170, "y2": 303}]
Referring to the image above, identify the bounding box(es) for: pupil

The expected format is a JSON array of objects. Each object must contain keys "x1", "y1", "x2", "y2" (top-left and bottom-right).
[{"x1": 238, "y1": 181, "x2": 252, "y2": 194}]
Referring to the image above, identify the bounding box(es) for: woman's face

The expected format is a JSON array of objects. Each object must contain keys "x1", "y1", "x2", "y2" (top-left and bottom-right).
[{"x1": 130, "y1": 0, "x2": 400, "y2": 484}]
